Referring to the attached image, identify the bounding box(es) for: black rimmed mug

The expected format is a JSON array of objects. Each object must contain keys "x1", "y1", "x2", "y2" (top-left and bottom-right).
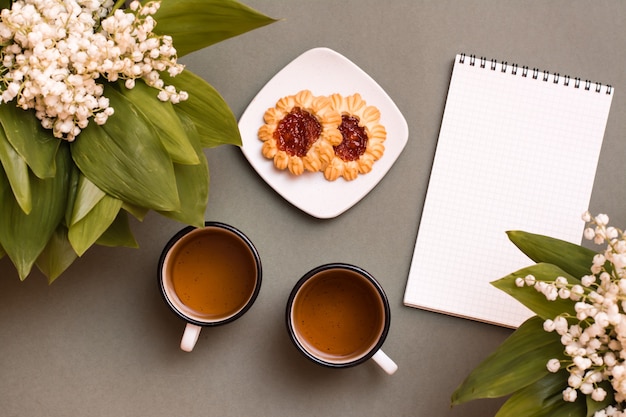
[
  {"x1": 286, "y1": 263, "x2": 397, "y2": 374},
  {"x1": 158, "y1": 222, "x2": 262, "y2": 352}
]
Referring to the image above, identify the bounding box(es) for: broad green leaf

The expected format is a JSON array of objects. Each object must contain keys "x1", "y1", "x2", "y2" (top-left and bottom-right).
[
  {"x1": 0, "y1": 124, "x2": 31, "y2": 213},
  {"x1": 122, "y1": 202, "x2": 149, "y2": 221},
  {"x1": 161, "y1": 70, "x2": 241, "y2": 148},
  {"x1": 0, "y1": 0, "x2": 11, "y2": 10},
  {"x1": 0, "y1": 103, "x2": 58, "y2": 179},
  {"x1": 507, "y1": 231, "x2": 596, "y2": 278},
  {"x1": 68, "y1": 194, "x2": 123, "y2": 256},
  {"x1": 35, "y1": 224, "x2": 78, "y2": 284},
  {"x1": 71, "y1": 86, "x2": 180, "y2": 211},
  {"x1": 119, "y1": 80, "x2": 199, "y2": 165},
  {"x1": 492, "y1": 263, "x2": 580, "y2": 320},
  {"x1": 0, "y1": 143, "x2": 70, "y2": 280},
  {"x1": 152, "y1": 0, "x2": 277, "y2": 57},
  {"x1": 64, "y1": 162, "x2": 80, "y2": 226},
  {"x1": 157, "y1": 113, "x2": 208, "y2": 227},
  {"x1": 451, "y1": 316, "x2": 565, "y2": 405},
  {"x1": 495, "y1": 370, "x2": 585, "y2": 417},
  {"x1": 95, "y1": 210, "x2": 138, "y2": 248},
  {"x1": 69, "y1": 173, "x2": 106, "y2": 225}
]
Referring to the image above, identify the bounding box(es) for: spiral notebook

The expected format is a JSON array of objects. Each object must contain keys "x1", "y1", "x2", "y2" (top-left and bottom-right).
[{"x1": 404, "y1": 54, "x2": 614, "y2": 328}]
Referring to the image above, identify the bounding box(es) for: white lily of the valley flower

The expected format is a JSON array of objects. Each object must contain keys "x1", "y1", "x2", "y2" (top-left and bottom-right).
[
  {"x1": 516, "y1": 213, "x2": 626, "y2": 415},
  {"x1": 0, "y1": 0, "x2": 187, "y2": 141}
]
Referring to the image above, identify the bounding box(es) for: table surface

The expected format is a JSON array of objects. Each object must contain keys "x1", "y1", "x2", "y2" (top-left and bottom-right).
[{"x1": 2, "y1": 1, "x2": 626, "y2": 416}]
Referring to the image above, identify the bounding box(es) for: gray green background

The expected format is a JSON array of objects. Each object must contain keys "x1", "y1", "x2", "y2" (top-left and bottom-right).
[{"x1": 2, "y1": 1, "x2": 625, "y2": 416}]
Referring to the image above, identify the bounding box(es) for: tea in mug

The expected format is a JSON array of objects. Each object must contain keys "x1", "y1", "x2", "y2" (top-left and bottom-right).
[
  {"x1": 165, "y1": 227, "x2": 258, "y2": 321},
  {"x1": 291, "y1": 268, "x2": 385, "y2": 363}
]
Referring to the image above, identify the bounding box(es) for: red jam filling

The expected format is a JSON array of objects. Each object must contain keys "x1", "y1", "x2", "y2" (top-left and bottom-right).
[
  {"x1": 274, "y1": 107, "x2": 322, "y2": 157},
  {"x1": 334, "y1": 115, "x2": 368, "y2": 161}
]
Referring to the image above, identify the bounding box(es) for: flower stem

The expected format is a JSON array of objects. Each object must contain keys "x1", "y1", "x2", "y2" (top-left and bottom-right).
[{"x1": 110, "y1": 0, "x2": 127, "y2": 14}]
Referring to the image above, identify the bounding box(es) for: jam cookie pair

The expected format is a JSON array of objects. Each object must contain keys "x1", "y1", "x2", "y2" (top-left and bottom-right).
[{"x1": 258, "y1": 90, "x2": 386, "y2": 181}]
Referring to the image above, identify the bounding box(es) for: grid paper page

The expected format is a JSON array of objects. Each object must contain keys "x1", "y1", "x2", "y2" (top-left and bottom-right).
[{"x1": 404, "y1": 54, "x2": 614, "y2": 328}]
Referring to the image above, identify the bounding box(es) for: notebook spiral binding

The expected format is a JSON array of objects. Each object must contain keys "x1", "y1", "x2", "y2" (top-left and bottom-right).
[{"x1": 459, "y1": 53, "x2": 612, "y2": 95}]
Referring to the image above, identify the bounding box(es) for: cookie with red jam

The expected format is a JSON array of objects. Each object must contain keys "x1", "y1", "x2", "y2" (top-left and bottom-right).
[
  {"x1": 323, "y1": 93, "x2": 386, "y2": 181},
  {"x1": 258, "y1": 90, "x2": 342, "y2": 175}
]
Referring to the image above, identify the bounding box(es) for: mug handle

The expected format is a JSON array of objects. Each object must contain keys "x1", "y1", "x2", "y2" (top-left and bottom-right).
[
  {"x1": 180, "y1": 323, "x2": 202, "y2": 352},
  {"x1": 371, "y1": 349, "x2": 398, "y2": 375}
]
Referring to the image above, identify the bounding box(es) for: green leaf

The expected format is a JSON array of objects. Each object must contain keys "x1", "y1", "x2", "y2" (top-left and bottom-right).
[
  {"x1": 68, "y1": 194, "x2": 123, "y2": 256},
  {"x1": 122, "y1": 202, "x2": 149, "y2": 221},
  {"x1": 162, "y1": 69, "x2": 242, "y2": 148},
  {"x1": 492, "y1": 263, "x2": 580, "y2": 320},
  {"x1": 63, "y1": 162, "x2": 80, "y2": 226},
  {"x1": 451, "y1": 316, "x2": 565, "y2": 406},
  {"x1": 152, "y1": 0, "x2": 277, "y2": 57},
  {"x1": 0, "y1": 0, "x2": 11, "y2": 10},
  {"x1": 119, "y1": 80, "x2": 199, "y2": 165},
  {"x1": 0, "y1": 143, "x2": 70, "y2": 280},
  {"x1": 507, "y1": 231, "x2": 596, "y2": 278},
  {"x1": 0, "y1": 123, "x2": 31, "y2": 213},
  {"x1": 157, "y1": 112, "x2": 208, "y2": 227},
  {"x1": 0, "y1": 103, "x2": 59, "y2": 179},
  {"x1": 95, "y1": 210, "x2": 138, "y2": 248},
  {"x1": 35, "y1": 224, "x2": 78, "y2": 284},
  {"x1": 495, "y1": 370, "x2": 586, "y2": 417},
  {"x1": 69, "y1": 173, "x2": 107, "y2": 225},
  {"x1": 586, "y1": 380, "x2": 613, "y2": 417},
  {"x1": 71, "y1": 86, "x2": 180, "y2": 212}
]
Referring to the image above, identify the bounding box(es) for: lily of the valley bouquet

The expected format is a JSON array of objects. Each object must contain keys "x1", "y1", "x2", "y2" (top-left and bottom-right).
[
  {"x1": 452, "y1": 212, "x2": 626, "y2": 416},
  {"x1": 0, "y1": 0, "x2": 274, "y2": 281}
]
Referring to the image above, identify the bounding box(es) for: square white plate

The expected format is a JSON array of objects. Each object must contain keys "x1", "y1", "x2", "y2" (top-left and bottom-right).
[{"x1": 238, "y1": 47, "x2": 409, "y2": 219}]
